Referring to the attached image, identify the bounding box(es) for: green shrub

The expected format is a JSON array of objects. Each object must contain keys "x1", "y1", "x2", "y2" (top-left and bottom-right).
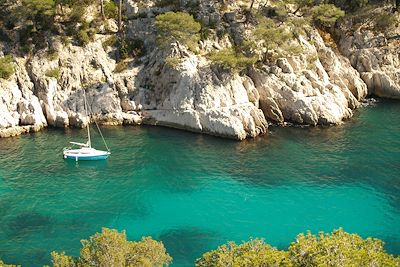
[
  {"x1": 196, "y1": 239, "x2": 292, "y2": 267},
  {"x1": 51, "y1": 228, "x2": 172, "y2": 266},
  {"x1": 375, "y1": 12, "x2": 398, "y2": 32},
  {"x1": 306, "y1": 53, "x2": 319, "y2": 70},
  {"x1": 200, "y1": 25, "x2": 210, "y2": 41},
  {"x1": 46, "y1": 48, "x2": 58, "y2": 61},
  {"x1": 76, "y1": 30, "x2": 90, "y2": 46},
  {"x1": 61, "y1": 35, "x2": 71, "y2": 46},
  {"x1": 0, "y1": 55, "x2": 15, "y2": 80},
  {"x1": 70, "y1": 6, "x2": 85, "y2": 23},
  {"x1": 102, "y1": 35, "x2": 118, "y2": 49},
  {"x1": 19, "y1": 45, "x2": 33, "y2": 55},
  {"x1": 129, "y1": 38, "x2": 145, "y2": 57},
  {"x1": 155, "y1": 0, "x2": 180, "y2": 9},
  {"x1": 311, "y1": 4, "x2": 345, "y2": 28},
  {"x1": 0, "y1": 258, "x2": 19, "y2": 267},
  {"x1": 155, "y1": 11, "x2": 201, "y2": 51},
  {"x1": 114, "y1": 37, "x2": 145, "y2": 58},
  {"x1": 115, "y1": 61, "x2": 128, "y2": 73},
  {"x1": 331, "y1": 0, "x2": 368, "y2": 11},
  {"x1": 104, "y1": 0, "x2": 118, "y2": 19},
  {"x1": 118, "y1": 39, "x2": 129, "y2": 60},
  {"x1": 87, "y1": 28, "x2": 97, "y2": 41},
  {"x1": 165, "y1": 56, "x2": 181, "y2": 68},
  {"x1": 209, "y1": 48, "x2": 257, "y2": 72},
  {"x1": 196, "y1": 229, "x2": 400, "y2": 267},
  {"x1": 290, "y1": 229, "x2": 400, "y2": 266},
  {"x1": 45, "y1": 67, "x2": 60, "y2": 80},
  {"x1": 251, "y1": 16, "x2": 302, "y2": 62},
  {"x1": 254, "y1": 17, "x2": 293, "y2": 51}
]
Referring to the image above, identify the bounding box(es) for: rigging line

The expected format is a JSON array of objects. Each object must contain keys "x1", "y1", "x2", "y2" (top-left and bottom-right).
[{"x1": 85, "y1": 91, "x2": 111, "y2": 152}]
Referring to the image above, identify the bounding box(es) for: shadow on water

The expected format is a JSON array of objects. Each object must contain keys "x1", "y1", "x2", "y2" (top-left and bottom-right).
[
  {"x1": 158, "y1": 227, "x2": 221, "y2": 266},
  {"x1": 6, "y1": 211, "x2": 52, "y2": 238}
]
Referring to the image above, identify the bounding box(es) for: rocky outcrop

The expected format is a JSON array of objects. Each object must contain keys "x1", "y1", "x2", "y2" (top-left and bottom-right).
[
  {"x1": 0, "y1": 37, "x2": 267, "y2": 140},
  {"x1": 249, "y1": 29, "x2": 367, "y2": 126},
  {"x1": 337, "y1": 10, "x2": 400, "y2": 99},
  {"x1": 0, "y1": 3, "x2": 398, "y2": 139},
  {"x1": 27, "y1": 40, "x2": 127, "y2": 128},
  {"x1": 132, "y1": 46, "x2": 268, "y2": 140},
  {"x1": 0, "y1": 59, "x2": 47, "y2": 137}
]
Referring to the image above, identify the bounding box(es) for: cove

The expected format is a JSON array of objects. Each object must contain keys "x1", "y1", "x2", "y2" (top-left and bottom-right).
[{"x1": 0, "y1": 99, "x2": 399, "y2": 266}]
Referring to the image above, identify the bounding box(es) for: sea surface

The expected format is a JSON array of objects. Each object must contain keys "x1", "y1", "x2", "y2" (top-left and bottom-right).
[{"x1": 0, "y1": 99, "x2": 399, "y2": 266}]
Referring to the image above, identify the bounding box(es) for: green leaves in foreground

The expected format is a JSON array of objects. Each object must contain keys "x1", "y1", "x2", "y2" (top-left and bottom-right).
[
  {"x1": 196, "y1": 239, "x2": 292, "y2": 267},
  {"x1": 52, "y1": 228, "x2": 172, "y2": 267},
  {"x1": 196, "y1": 228, "x2": 400, "y2": 267},
  {"x1": 1, "y1": 228, "x2": 399, "y2": 266}
]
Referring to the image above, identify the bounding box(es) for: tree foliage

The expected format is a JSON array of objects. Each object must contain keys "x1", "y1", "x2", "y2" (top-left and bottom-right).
[
  {"x1": 104, "y1": 0, "x2": 118, "y2": 19},
  {"x1": 290, "y1": 228, "x2": 400, "y2": 266},
  {"x1": 52, "y1": 228, "x2": 172, "y2": 267},
  {"x1": 196, "y1": 229, "x2": 400, "y2": 267},
  {"x1": 209, "y1": 48, "x2": 257, "y2": 72},
  {"x1": 196, "y1": 239, "x2": 292, "y2": 267},
  {"x1": 250, "y1": 15, "x2": 303, "y2": 63},
  {"x1": 155, "y1": 11, "x2": 201, "y2": 51},
  {"x1": 45, "y1": 67, "x2": 61, "y2": 80},
  {"x1": 20, "y1": 0, "x2": 56, "y2": 30},
  {"x1": 0, "y1": 258, "x2": 19, "y2": 267},
  {"x1": 0, "y1": 55, "x2": 15, "y2": 80},
  {"x1": 311, "y1": 4, "x2": 345, "y2": 28},
  {"x1": 254, "y1": 17, "x2": 293, "y2": 51}
]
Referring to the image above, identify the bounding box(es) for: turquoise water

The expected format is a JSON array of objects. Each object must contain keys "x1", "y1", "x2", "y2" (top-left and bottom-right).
[{"x1": 0, "y1": 99, "x2": 399, "y2": 266}]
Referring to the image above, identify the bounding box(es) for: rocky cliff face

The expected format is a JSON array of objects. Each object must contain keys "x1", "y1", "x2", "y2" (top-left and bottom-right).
[
  {"x1": 249, "y1": 29, "x2": 367, "y2": 126},
  {"x1": 134, "y1": 45, "x2": 268, "y2": 139},
  {"x1": 337, "y1": 9, "x2": 400, "y2": 99},
  {"x1": 0, "y1": 2, "x2": 399, "y2": 139}
]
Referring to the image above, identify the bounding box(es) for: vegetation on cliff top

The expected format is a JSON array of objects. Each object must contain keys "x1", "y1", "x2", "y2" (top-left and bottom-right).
[
  {"x1": 155, "y1": 11, "x2": 201, "y2": 52},
  {"x1": 1, "y1": 228, "x2": 399, "y2": 266},
  {"x1": 0, "y1": 0, "x2": 398, "y2": 73}
]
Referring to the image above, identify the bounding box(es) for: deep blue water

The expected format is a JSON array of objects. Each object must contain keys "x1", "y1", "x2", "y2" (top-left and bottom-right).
[{"x1": 0, "y1": 99, "x2": 399, "y2": 266}]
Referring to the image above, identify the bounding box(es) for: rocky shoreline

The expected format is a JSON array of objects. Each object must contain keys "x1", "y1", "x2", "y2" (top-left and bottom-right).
[{"x1": 1, "y1": 2, "x2": 399, "y2": 140}]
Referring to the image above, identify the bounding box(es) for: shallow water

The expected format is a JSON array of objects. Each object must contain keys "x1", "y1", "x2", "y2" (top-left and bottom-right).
[{"x1": 0, "y1": 99, "x2": 399, "y2": 266}]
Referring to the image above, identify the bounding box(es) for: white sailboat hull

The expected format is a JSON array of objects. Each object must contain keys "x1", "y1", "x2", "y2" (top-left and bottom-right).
[{"x1": 63, "y1": 147, "x2": 111, "y2": 161}]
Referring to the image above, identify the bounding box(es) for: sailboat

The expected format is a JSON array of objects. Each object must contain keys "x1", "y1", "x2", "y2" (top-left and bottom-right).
[{"x1": 63, "y1": 90, "x2": 111, "y2": 161}]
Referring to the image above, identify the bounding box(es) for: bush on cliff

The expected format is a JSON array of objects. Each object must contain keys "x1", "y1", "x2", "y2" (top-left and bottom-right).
[
  {"x1": 104, "y1": 0, "x2": 118, "y2": 19},
  {"x1": 311, "y1": 4, "x2": 345, "y2": 28},
  {"x1": 45, "y1": 67, "x2": 61, "y2": 80},
  {"x1": 0, "y1": 55, "x2": 15, "y2": 80},
  {"x1": 196, "y1": 228, "x2": 400, "y2": 267},
  {"x1": 209, "y1": 48, "x2": 257, "y2": 72},
  {"x1": 51, "y1": 228, "x2": 172, "y2": 267},
  {"x1": 155, "y1": 11, "x2": 201, "y2": 52}
]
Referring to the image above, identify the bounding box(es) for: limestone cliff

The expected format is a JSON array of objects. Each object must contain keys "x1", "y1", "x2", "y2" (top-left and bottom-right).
[
  {"x1": 336, "y1": 6, "x2": 400, "y2": 99},
  {"x1": 0, "y1": 1, "x2": 399, "y2": 139}
]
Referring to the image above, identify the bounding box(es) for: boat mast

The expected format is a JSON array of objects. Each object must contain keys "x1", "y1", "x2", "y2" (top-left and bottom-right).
[{"x1": 83, "y1": 90, "x2": 91, "y2": 148}]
